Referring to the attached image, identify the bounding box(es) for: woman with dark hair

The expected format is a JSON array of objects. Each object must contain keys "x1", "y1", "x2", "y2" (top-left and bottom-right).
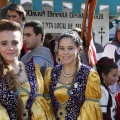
[
  {"x1": 103, "y1": 22, "x2": 120, "y2": 95},
  {"x1": 44, "y1": 30, "x2": 102, "y2": 120},
  {"x1": 96, "y1": 57, "x2": 118, "y2": 120}
]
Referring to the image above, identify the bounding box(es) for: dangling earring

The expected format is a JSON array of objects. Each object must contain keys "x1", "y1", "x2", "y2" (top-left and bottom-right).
[
  {"x1": 56, "y1": 56, "x2": 61, "y2": 64},
  {"x1": 77, "y1": 52, "x2": 81, "y2": 60},
  {"x1": 76, "y1": 53, "x2": 80, "y2": 67},
  {"x1": 79, "y1": 46, "x2": 83, "y2": 54}
]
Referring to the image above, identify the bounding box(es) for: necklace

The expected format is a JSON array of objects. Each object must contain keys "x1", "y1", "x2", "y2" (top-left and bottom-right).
[
  {"x1": 62, "y1": 66, "x2": 76, "y2": 78},
  {"x1": 14, "y1": 62, "x2": 23, "y2": 77}
]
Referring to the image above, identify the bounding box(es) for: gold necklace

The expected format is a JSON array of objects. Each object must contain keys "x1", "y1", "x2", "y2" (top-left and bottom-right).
[{"x1": 62, "y1": 66, "x2": 76, "y2": 78}]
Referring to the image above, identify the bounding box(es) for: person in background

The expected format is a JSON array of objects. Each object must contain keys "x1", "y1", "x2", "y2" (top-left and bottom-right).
[
  {"x1": 7, "y1": 3, "x2": 29, "y2": 58},
  {"x1": 72, "y1": 27, "x2": 104, "y2": 66},
  {"x1": 43, "y1": 33, "x2": 57, "y2": 65},
  {"x1": 96, "y1": 57, "x2": 118, "y2": 120},
  {"x1": 7, "y1": 3, "x2": 26, "y2": 30},
  {"x1": 92, "y1": 30, "x2": 104, "y2": 59},
  {"x1": 0, "y1": 20, "x2": 51, "y2": 120},
  {"x1": 21, "y1": 20, "x2": 54, "y2": 78},
  {"x1": 44, "y1": 30, "x2": 102, "y2": 120},
  {"x1": 72, "y1": 27, "x2": 89, "y2": 66},
  {"x1": 103, "y1": 22, "x2": 120, "y2": 95}
]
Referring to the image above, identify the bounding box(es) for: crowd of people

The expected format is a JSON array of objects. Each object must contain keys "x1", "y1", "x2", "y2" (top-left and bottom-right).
[{"x1": 0, "y1": 2, "x2": 120, "y2": 120}]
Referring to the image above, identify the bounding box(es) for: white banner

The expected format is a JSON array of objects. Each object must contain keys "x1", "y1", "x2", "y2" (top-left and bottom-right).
[{"x1": 22, "y1": 3, "x2": 109, "y2": 46}]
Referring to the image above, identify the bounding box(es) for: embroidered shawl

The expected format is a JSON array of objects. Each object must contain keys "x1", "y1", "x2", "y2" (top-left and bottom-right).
[
  {"x1": 0, "y1": 63, "x2": 37, "y2": 120},
  {"x1": 50, "y1": 64, "x2": 91, "y2": 120},
  {"x1": 0, "y1": 79, "x2": 18, "y2": 119},
  {"x1": 23, "y1": 63, "x2": 37, "y2": 120}
]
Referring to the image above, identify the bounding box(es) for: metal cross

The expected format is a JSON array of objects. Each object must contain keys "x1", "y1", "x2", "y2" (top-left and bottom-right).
[{"x1": 98, "y1": 27, "x2": 105, "y2": 45}]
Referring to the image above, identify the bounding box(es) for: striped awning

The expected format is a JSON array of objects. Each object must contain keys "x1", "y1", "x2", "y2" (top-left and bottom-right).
[{"x1": 1, "y1": 0, "x2": 120, "y2": 16}]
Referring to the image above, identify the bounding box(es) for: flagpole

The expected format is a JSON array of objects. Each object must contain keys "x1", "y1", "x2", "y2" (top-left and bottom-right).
[
  {"x1": 81, "y1": 0, "x2": 89, "y2": 40},
  {"x1": 81, "y1": 0, "x2": 97, "y2": 68},
  {"x1": 87, "y1": 0, "x2": 97, "y2": 46},
  {"x1": 0, "y1": 0, "x2": 8, "y2": 8}
]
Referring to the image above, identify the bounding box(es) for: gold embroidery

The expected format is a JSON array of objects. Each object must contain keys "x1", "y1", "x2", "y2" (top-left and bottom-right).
[
  {"x1": 22, "y1": 109, "x2": 28, "y2": 120},
  {"x1": 57, "y1": 108, "x2": 66, "y2": 119}
]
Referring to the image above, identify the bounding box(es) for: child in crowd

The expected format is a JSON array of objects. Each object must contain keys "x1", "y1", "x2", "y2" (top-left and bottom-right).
[{"x1": 96, "y1": 57, "x2": 118, "y2": 120}]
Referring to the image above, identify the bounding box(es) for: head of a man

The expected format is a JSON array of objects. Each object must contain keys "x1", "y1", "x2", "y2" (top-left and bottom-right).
[
  {"x1": 23, "y1": 20, "x2": 45, "y2": 50},
  {"x1": 116, "y1": 22, "x2": 120, "y2": 43},
  {"x1": 7, "y1": 3, "x2": 26, "y2": 26}
]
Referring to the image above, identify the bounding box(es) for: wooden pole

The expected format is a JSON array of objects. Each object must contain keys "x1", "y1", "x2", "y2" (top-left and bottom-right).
[
  {"x1": 0, "y1": 0, "x2": 8, "y2": 8},
  {"x1": 81, "y1": 0, "x2": 90, "y2": 40},
  {"x1": 87, "y1": 0, "x2": 97, "y2": 46}
]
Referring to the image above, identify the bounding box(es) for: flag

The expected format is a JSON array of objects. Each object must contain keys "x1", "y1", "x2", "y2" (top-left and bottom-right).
[
  {"x1": 88, "y1": 38, "x2": 97, "y2": 67},
  {"x1": 87, "y1": 0, "x2": 97, "y2": 67},
  {"x1": 0, "y1": 0, "x2": 7, "y2": 8}
]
